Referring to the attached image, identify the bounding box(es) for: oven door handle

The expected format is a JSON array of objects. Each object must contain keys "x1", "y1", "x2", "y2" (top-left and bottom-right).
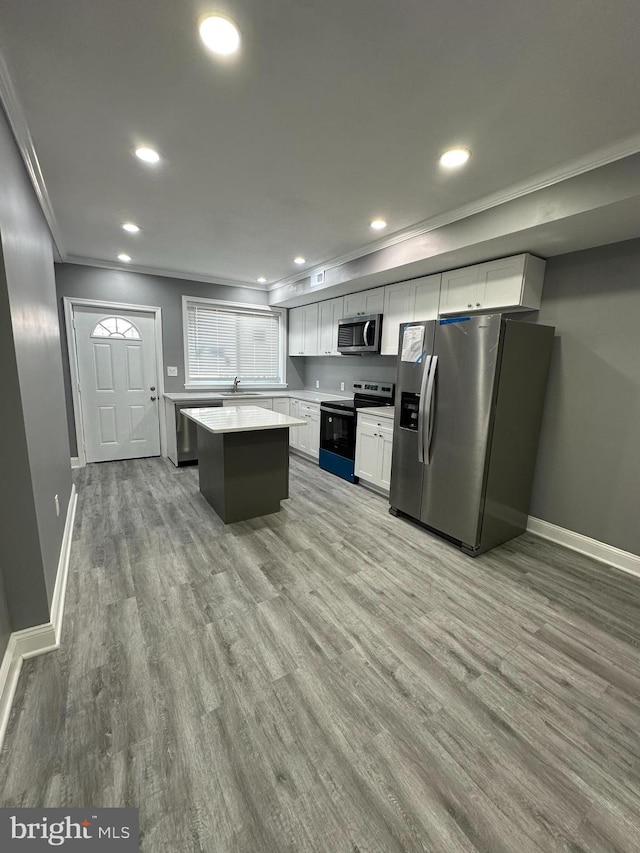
[{"x1": 321, "y1": 406, "x2": 355, "y2": 417}]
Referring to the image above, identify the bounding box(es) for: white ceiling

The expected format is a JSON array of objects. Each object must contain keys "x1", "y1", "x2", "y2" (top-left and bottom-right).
[{"x1": 1, "y1": 0, "x2": 640, "y2": 288}]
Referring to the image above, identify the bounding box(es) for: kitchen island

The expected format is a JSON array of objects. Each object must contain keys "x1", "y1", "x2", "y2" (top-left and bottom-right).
[{"x1": 181, "y1": 406, "x2": 306, "y2": 523}]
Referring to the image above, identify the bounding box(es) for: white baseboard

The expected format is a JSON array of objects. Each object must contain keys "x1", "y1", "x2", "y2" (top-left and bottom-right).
[
  {"x1": 70, "y1": 456, "x2": 82, "y2": 469},
  {"x1": 0, "y1": 485, "x2": 77, "y2": 752},
  {"x1": 526, "y1": 516, "x2": 640, "y2": 579}
]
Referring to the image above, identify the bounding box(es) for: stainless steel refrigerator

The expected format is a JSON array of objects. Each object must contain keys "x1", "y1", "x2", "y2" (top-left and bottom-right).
[{"x1": 390, "y1": 314, "x2": 555, "y2": 555}]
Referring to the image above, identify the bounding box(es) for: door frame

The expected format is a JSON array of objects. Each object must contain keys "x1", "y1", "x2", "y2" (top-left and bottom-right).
[{"x1": 63, "y1": 297, "x2": 166, "y2": 467}]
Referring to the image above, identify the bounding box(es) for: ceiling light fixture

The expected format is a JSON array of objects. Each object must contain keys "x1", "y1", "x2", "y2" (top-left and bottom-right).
[
  {"x1": 294, "y1": 257, "x2": 306, "y2": 265},
  {"x1": 122, "y1": 222, "x2": 140, "y2": 233},
  {"x1": 134, "y1": 147, "x2": 160, "y2": 164},
  {"x1": 439, "y1": 147, "x2": 471, "y2": 168},
  {"x1": 370, "y1": 218, "x2": 387, "y2": 230},
  {"x1": 257, "y1": 276, "x2": 267, "y2": 283},
  {"x1": 199, "y1": 15, "x2": 241, "y2": 55},
  {"x1": 117, "y1": 253, "x2": 132, "y2": 263}
]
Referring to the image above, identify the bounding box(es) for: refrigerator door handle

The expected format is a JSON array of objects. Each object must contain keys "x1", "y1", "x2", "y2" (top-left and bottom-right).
[
  {"x1": 417, "y1": 355, "x2": 432, "y2": 463},
  {"x1": 423, "y1": 355, "x2": 438, "y2": 465}
]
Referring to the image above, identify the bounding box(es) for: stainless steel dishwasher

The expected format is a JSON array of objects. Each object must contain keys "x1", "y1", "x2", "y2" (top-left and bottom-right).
[{"x1": 176, "y1": 401, "x2": 222, "y2": 464}]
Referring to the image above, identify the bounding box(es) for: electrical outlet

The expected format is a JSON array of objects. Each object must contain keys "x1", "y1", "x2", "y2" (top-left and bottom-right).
[
  {"x1": 315, "y1": 380, "x2": 320, "y2": 389},
  {"x1": 167, "y1": 366, "x2": 178, "y2": 377},
  {"x1": 340, "y1": 381, "x2": 345, "y2": 391},
  {"x1": 54, "y1": 494, "x2": 60, "y2": 517}
]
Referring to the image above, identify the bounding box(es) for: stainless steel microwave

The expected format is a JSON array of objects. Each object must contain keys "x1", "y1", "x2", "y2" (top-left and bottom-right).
[{"x1": 337, "y1": 314, "x2": 383, "y2": 354}]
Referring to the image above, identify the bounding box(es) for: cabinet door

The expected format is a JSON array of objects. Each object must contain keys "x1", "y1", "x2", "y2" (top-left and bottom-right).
[
  {"x1": 289, "y1": 399, "x2": 300, "y2": 447},
  {"x1": 318, "y1": 297, "x2": 344, "y2": 355},
  {"x1": 302, "y1": 303, "x2": 319, "y2": 355},
  {"x1": 344, "y1": 287, "x2": 384, "y2": 317},
  {"x1": 475, "y1": 256, "x2": 525, "y2": 311},
  {"x1": 378, "y1": 425, "x2": 394, "y2": 491},
  {"x1": 289, "y1": 307, "x2": 304, "y2": 355},
  {"x1": 272, "y1": 398, "x2": 289, "y2": 416},
  {"x1": 355, "y1": 418, "x2": 380, "y2": 482},
  {"x1": 413, "y1": 274, "x2": 441, "y2": 321},
  {"x1": 307, "y1": 411, "x2": 320, "y2": 459},
  {"x1": 439, "y1": 267, "x2": 480, "y2": 315},
  {"x1": 381, "y1": 282, "x2": 414, "y2": 355}
]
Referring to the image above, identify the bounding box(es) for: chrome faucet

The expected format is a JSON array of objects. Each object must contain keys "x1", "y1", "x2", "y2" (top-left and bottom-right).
[{"x1": 232, "y1": 376, "x2": 240, "y2": 392}]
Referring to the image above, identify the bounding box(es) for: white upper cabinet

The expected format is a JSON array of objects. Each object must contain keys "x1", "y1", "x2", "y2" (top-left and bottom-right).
[
  {"x1": 288, "y1": 307, "x2": 304, "y2": 356},
  {"x1": 439, "y1": 254, "x2": 545, "y2": 316},
  {"x1": 380, "y1": 274, "x2": 440, "y2": 355},
  {"x1": 288, "y1": 304, "x2": 319, "y2": 355},
  {"x1": 318, "y1": 297, "x2": 344, "y2": 355},
  {"x1": 343, "y1": 287, "x2": 385, "y2": 317},
  {"x1": 301, "y1": 303, "x2": 319, "y2": 355}
]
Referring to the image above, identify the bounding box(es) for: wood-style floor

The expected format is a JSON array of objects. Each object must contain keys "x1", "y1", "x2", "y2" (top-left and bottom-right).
[{"x1": 1, "y1": 455, "x2": 640, "y2": 851}]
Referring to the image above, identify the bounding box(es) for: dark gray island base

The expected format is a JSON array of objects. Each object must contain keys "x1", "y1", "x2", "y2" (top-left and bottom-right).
[
  {"x1": 181, "y1": 405, "x2": 307, "y2": 524},
  {"x1": 197, "y1": 425, "x2": 289, "y2": 523}
]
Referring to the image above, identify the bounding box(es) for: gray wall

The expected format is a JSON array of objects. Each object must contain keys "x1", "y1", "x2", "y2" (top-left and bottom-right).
[
  {"x1": 300, "y1": 355, "x2": 398, "y2": 395},
  {"x1": 529, "y1": 239, "x2": 640, "y2": 555},
  {"x1": 0, "y1": 105, "x2": 72, "y2": 637},
  {"x1": 0, "y1": 563, "x2": 10, "y2": 660},
  {"x1": 55, "y1": 264, "x2": 304, "y2": 455}
]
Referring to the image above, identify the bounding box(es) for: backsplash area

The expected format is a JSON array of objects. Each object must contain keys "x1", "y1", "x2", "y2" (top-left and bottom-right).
[{"x1": 300, "y1": 355, "x2": 398, "y2": 394}]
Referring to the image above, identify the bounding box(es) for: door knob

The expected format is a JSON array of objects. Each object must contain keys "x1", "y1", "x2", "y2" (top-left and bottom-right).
[
  {"x1": 150, "y1": 396, "x2": 157, "y2": 401},
  {"x1": 150, "y1": 386, "x2": 156, "y2": 391}
]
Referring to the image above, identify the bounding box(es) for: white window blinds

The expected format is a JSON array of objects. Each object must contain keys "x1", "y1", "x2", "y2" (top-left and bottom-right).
[{"x1": 185, "y1": 301, "x2": 282, "y2": 383}]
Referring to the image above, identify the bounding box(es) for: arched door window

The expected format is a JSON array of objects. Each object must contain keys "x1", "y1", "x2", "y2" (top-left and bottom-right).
[{"x1": 91, "y1": 316, "x2": 142, "y2": 340}]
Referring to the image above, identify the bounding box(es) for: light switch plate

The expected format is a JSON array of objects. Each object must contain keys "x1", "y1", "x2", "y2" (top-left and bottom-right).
[{"x1": 167, "y1": 366, "x2": 178, "y2": 377}]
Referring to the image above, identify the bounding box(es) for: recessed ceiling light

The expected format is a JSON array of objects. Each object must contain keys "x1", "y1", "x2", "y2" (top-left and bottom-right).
[
  {"x1": 117, "y1": 253, "x2": 132, "y2": 263},
  {"x1": 134, "y1": 147, "x2": 160, "y2": 164},
  {"x1": 199, "y1": 15, "x2": 241, "y2": 55},
  {"x1": 370, "y1": 218, "x2": 387, "y2": 230},
  {"x1": 257, "y1": 276, "x2": 267, "y2": 283},
  {"x1": 122, "y1": 222, "x2": 140, "y2": 233},
  {"x1": 439, "y1": 147, "x2": 471, "y2": 168},
  {"x1": 294, "y1": 257, "x2": 306, "y2": 265}
]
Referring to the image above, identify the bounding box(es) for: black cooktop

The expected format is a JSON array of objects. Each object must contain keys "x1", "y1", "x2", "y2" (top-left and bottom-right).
[{"x1": 321, "y1": 379, "x2": 395, "y2": 413}]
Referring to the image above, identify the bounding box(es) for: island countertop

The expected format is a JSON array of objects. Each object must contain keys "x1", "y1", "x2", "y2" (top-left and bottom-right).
[{"x1": 181, "y1": 405, "x2": 307, "y2": 435}]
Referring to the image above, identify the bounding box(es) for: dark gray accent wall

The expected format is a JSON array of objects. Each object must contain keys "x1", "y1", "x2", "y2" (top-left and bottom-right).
[
  {"x1": 0, "y1": 105, "x2": 72, "y2": 636},
  {"x1": 55, "y1": 264, "x2": 304, "y2": 454},
  {"x1": 529, "y1": 239, "x2": 640, "y2": 556},
  {"x1": 0, "y1": 564, "x2": 10, "y2": 660},
  {"x1": 300, "y1": 355, "x2": 398, "y2": 395}
]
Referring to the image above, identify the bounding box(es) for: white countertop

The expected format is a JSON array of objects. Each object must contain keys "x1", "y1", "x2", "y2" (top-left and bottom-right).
[
  {"x1": 164, "y1": 389, "x2": 352, "y2": 404},
  {"x1": 181, "y1": 406, "x2": 307, "y2": 434},
  {"x1": 358, "y1": 406, "x2": 396, "y2": 420}
]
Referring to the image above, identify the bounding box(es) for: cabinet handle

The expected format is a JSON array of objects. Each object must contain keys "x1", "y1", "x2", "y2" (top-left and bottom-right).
[
  {"x1": 467, "y1": 303, "x2": 472, "y2": 308},
  {"x1": 476, "y1": 302, "x2": 481, "y2": 307}
]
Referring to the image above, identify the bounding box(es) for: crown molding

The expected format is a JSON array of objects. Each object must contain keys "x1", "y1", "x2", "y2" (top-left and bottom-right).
[
  {"x1": 0, "y1": 45, "x2": 66, "y2": 258},
  {"x1": 270, "y1": 133, "x2": 640, "y2": 291},
  {"x1": 63, "y1": 255, "x2": 269, "y2": 291}
]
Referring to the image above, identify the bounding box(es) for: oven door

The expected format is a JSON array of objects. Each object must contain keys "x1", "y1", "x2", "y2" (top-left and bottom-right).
[{"x1": 320, "y1": 406, "x2": 356, "y2": 459}]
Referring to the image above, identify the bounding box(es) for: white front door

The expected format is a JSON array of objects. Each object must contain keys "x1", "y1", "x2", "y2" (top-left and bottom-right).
[{"x1": 74, "y1": 306, "x2": 161, "y2": 463}]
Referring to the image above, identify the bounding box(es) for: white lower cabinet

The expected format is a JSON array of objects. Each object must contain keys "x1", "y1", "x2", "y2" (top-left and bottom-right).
[
  {"x1": 296, "y1": 401, "x2": 320, "y2": 459},
  {"x1": 272, "y1": 398, "x2": 290, "y2": 416},
  {"x1": 288, "y1": 399, "x2": 319, "y2": 458},
  {"x1": 355, "y1": 414, "x2": 394, "y2": 492}
]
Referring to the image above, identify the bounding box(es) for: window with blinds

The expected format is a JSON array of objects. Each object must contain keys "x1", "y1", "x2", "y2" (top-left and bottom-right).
[{"x1": 184, "y1": 299, "x2": 284, "y2": 385}]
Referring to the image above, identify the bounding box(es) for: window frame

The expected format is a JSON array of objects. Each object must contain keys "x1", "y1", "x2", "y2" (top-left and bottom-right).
[{"x1": 182, "y1": 295, "x2": 287, "y2": 389}]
